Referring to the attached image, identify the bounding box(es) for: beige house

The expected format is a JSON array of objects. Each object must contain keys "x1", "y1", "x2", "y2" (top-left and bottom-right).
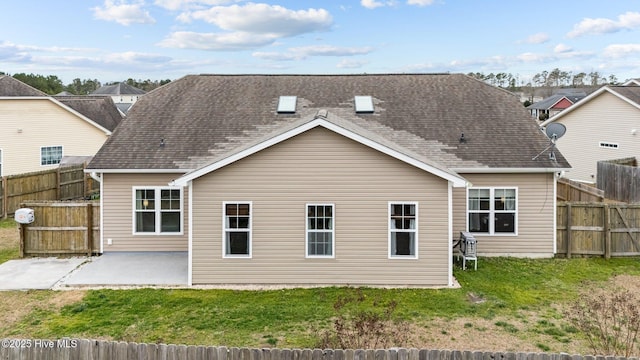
[
  {"x1": 541, "y1": 85, "x2": 640, "y2": 183},
  {"x1": 0, "y1": 76, "x2": 123, "y2": 176},
  {"x1": 87, "y1": 74, "x2": 570, "y2": 287}
]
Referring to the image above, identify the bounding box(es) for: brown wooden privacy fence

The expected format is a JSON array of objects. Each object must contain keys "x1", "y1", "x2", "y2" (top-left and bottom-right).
[
  {"x1": 556, "y1": 177, "x2": 604, "y2": 202},
  {"x1": 0, "y1": 339, "x2": 619, "y2": 360},
  {"x1": 19, "y1": 201, "x2": 100, "y2": 257},
  {"x1": 556, "y1": 202, "x2": 640, "y2": 258},
  {"x1": 0, "y1": 163, "x2": 98, "y2": 218},
  {"x1": 597, "y1": 157, "x2": 640, "y2": 203}
]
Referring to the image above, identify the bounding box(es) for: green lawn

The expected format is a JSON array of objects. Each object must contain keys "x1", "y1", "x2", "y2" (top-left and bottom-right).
[
  {"x1": 0, "y1": 218, "x2": 19, "y2": 264},
  {"x1": 3, "y1": 257, "x2": 639, "y2": 352}
]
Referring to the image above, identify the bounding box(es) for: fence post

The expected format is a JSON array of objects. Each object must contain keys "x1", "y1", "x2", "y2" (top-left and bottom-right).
[
  {"x1": 87, "y1": 202, "x2": 93, "y2": 256},
  {"x1": 56, "y1": 167, "x2": 61, "y2": 200},
  {"x1": 19, "y1": 224, "x2": 25, "y2": 258},
  {"x1": 566, "y1": 203, "x2": 572, "y2": 259},
  {"x1": 1, "y1": 176, "x2": 6, "y2": 219},
  {"x1": 604, "y1": 204, "x2": 611, "y2": 259}
]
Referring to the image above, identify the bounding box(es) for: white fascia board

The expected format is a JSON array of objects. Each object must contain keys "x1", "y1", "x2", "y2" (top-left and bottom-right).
[
  {"x1": 84, "y1": 169, "x2": 189, "y2": 174},
  {"x1": 170, "y1": 118, "x2": 467, "y2": 188},
  {"x1": 453, "y1": 167, "x2": 571, "y2": 173}
]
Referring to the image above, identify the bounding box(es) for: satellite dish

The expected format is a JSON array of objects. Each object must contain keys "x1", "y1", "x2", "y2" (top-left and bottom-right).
[
  {"x1": 545, "y1": 123, "x2": 566, "y2": 141},
  {"x1": 532, "y1": 123, "x2": 567, "y2": 161}
]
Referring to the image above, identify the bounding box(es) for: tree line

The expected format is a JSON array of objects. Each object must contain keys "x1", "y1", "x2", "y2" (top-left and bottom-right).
[
  {"x1": 1, "y1": 68, "x2": 629, "y2": 96},
  {"x1": 0, "y1": 71, "x2": 171, "y2": 95},
  {"x1": 467, "y1": 68, "x2": 622, "y2": 90}
]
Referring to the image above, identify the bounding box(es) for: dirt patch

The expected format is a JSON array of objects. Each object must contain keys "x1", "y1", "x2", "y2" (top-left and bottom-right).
[{"x1": 0, "y1": 290, "x2": 86, "y2": 335}]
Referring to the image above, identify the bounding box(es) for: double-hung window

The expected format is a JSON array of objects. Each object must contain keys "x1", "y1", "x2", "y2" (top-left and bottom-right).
[
  {"x1": 41, "y1": 146, "x2": 63, "y2": 165},
  {"x1": 133, "y1": 187, "x2": 182, "y2": 234},
  {"x1": 389, "y1": 202, "x2": 418, "y2": 258},
  {"x1": 223, "y1": 202, "x2": 251, "y2": 257},
  {"x1": 468, "y1": 187, "x2": 517, "y2": 235},
  {"x1": 306, "y1": 204, "x2": 334, "y2": 258}
]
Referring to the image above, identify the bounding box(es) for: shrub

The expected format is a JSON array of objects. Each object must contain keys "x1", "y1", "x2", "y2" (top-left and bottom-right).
[
  {"x1": 317, "y1": 288, "x2": 410, "y2": 349},
  {"x1": 566, "y1": 287, "x2": 640, "y2": 357}
]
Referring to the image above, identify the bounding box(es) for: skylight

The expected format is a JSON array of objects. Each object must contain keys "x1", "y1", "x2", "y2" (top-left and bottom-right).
[
  {"x1": 354, "y1": 96, "x2": 374, "y2": 113},
  {"x1": 277, "y1": 96, "x2": 297, "y2": 113}
]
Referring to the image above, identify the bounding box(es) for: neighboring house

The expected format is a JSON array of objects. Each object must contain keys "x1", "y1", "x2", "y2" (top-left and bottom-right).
[
  {"x1": 541, "y1": 85, "x2": 640, "y2": 183},
  {"x1": 87, "y1": 74, "x2": 570, "y2": 287},
  {"x1": 91, "y1": 82, "x2": 146, "y2": 114},
  {"x1": 0, "y1": 75, "x2": 123, "y2": 176},
  {"x1": 526, "y1": 90, "x2": 586, "y2": 120}
]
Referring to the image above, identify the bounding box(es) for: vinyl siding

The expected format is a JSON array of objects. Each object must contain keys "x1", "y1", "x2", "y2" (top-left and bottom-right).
[
  {"x1": 191, "y1": 127, "x2": 451, "y2": 286},
  {"x1": 553, "y1": 92, "x2": 640, "y2": 183},
  {"x1": 101, "y1": 173, "x2": 188, "y2": 252},
  {"x1": 0, "y1": 99, "x2": 109, "y2": 176},
  {"x1": 452, "y1": 173, "x2": 555, "y2": 257}
]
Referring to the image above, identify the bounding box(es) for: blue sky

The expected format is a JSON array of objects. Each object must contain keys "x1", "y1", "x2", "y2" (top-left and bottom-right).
[{"x1": 1, "y1": 0, "x2": 639, "y2": 84}]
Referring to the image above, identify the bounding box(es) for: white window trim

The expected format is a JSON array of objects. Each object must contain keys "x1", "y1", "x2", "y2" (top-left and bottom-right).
[
  {"x1": 599, "y1": 141, "x2": 619, "y2": 149},
  {"x1": 388, "y1": 201, "x2": 419, "y2": 259},
  {"x1": 0, "y1": 148, "x2": 3, "y2": 177},
  {"x1": 40, "y1": 145, "x2": 63, "y2": 166},
  {"x1": 305, "y1": 203, "x2": 335, "y2": 259},
  {"x1": 131, "y1": 186, "x2": 184, "y2": 235},
  {"x1": 466, "y1": 187, "x2": 518, "y2": 236},
  {"x1": 222, "y1": 201, "x2": 252, "y2": 259}
]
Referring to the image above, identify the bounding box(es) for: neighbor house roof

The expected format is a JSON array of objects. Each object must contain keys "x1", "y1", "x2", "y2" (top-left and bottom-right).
[
  {"x1": 88, "y1": 74, "x2": 569, "y2": 174},
  {"x1": 91, "y1": 82, "x2": 146, "y2": 96},
  {"x1": 54, "y1": 96, "x2": 124, "y2": 132},
  {"x1": 623, "y1": 78, "x2": 640, "y2": 86},
  {"x1": 542, "y1": 85, "x2": 640, "y2": 126},
  {"x1": 0, "y1": 75, "x2": 47, "y2": 96},
  {"x1": 526, "y1": 92, "x2": 586, "y2": 111}
]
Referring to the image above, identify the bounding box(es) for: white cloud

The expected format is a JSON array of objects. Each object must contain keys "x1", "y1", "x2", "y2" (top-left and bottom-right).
[
  {"x1": 554, "y1": 43, "x2": 572, "y2": 53},
  {"x1": 162, "y1": 3, "x2": 333, "y2": 51},
  {"x1": 92, "y1": 0, "x2": 155, "y2": 26},
  {"x1": 407, "y1": 0, "x2": 435, "y2": 6},
  {"x1": 361, "y1": 0, "x2": 384, "y2": 9},
  {"x1": 567, "y1": 11, "x2": 640, "y2": 38},
  {"x1": 158, "y1": 31, "x2": 278, "y2": 51},
  {"x1": 183, "y1": 3, "x2": 332, "y2": 36},
  {"x1": 336, "y1": 59, "x2": 369, "y2": 69},
  {"x1": 360, "y1": 0, "x2": 397, "y2": 9},
  {"x1": 522, "y1": 32, "x2": 550, "y2": 44},
  {"x1": 253, "y1": 45, "x2": 374, "y2": 61},
  {"x1": 291, "y1": 45, "x2": 374, "y2": 57},
  {"x1": 154, "y1": 0, "x2": 238, "y2": 11},
  {"x1": 603, "y1": 44, "x2": 640, "y2": 58}
]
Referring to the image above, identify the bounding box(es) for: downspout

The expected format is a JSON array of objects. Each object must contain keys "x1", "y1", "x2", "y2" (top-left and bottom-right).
[{"x1": 89, "y1": 172, "x2": 104, "y2": 253}]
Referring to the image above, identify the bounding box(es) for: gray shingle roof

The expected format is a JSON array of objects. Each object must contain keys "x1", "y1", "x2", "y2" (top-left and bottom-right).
[
  {"x1": 91, "y1": 82, "x2": 146, "y2": 96},
  {"x1": 610, "y1": 86, "x2": 640, "y2": 105},
  {"x1": 0, "y1": 75, "x2": 47, "y2": 96},
  {"x1": 55, "y1": 96, "x2": 124, "y2": 132},
  {"x1": 88, "y1": 74, "x2": 569, "y2": 171}
]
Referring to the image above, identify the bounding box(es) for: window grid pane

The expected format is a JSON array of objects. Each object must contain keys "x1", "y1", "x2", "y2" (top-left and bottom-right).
[
  {"x1": 224, "y1": 203, "x2": 251, "y2": 256},
  {"x1": 134, "y1": 188, "x2": 182, "y2": 234},
  {"x1": 468, "y1": 188, "x2": 516, "y2": 234},
  {"x1": 390, "y1": 203, "x2": 417, "y2": 257},
  {"x1": 307, "y1": 205, "x2": 334, "y2": 256},
  {"x1": 41, "y1": 146, "x2": 62, "y2": 165}
]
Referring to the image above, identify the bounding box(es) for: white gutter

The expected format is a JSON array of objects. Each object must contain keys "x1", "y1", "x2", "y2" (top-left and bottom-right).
[{"x1": 89, "y1": 172, "x2": 102, "y2": 183}]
